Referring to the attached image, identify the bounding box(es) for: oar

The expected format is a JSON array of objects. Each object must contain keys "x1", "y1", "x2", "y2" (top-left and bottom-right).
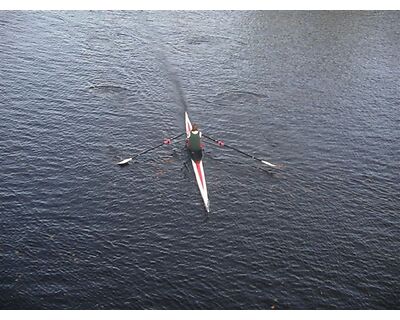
[
  {"x1": 117, "y1": 132, "x2": 185, "y2": 165},
  {"x1": 203, "y1": 134, "x2": 281, "y2": 168}
]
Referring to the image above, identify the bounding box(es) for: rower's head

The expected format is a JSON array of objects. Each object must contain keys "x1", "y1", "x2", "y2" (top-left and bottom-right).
[{"x1": 191, "y1": 123, "x2": 199, "y2": 131}]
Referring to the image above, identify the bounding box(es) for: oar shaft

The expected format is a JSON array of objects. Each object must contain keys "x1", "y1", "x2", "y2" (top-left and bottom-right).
[
  {"x1": 118, "y1": 132, "x2": 185, "y2": 165},
  {"x1": 203, "y1": 134, "x2": 277, "y2": 168},
  {"x1": 132, "y1": 142, "x2": 164, "y2": 160},
  {"x1": 203, "y1": 134, "x2": 255, "y2": 158},
  {"x1": 134, "y1": 132, "x2": 185, "y2": 159}
]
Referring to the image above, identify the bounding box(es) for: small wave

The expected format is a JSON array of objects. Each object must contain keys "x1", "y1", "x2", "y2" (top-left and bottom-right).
[
  {"x1": 213, "y1": 90, "x2": 267, "y2": 105},
  {"x1": 87, "y1": 83, "x2": 130, "y2": 93},
  {"x1": 187, "y1": 34, "x2": 247, "y2": 47},
  {"x1": 187, "y1": 35, "x2": 211, "y2": 45}
]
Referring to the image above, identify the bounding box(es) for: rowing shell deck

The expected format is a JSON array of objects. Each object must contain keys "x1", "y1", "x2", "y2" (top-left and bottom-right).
[{"x1": 185, "y1": 112, "x2": 210, "y2": 213}]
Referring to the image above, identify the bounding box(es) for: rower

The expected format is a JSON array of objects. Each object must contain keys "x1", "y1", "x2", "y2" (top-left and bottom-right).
[{"x1": 187, "y1": 123, "x2": 203, "y2": 161}]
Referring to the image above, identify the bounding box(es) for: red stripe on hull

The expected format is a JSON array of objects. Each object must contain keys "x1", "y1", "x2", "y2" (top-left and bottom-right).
[{"x1": 195, "y1": 161, "x2": 204, "y2": 189}]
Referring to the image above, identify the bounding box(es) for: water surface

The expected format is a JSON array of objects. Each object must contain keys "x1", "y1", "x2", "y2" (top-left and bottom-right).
[{"x1": 0, "y1": 11, "x2": 399, "y2": 309}]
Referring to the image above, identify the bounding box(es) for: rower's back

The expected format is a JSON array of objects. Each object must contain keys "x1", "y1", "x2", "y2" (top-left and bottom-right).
[{"x1": 188, "y1": 124, "x2": 203, "y2": 161}]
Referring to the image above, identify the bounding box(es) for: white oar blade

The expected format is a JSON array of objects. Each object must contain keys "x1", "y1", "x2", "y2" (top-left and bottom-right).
[
  {"x1": 261, "y1": 160, "x2": 277, "y2": 168},
  {"x1": 117, "y1": 158, "x2": 132, "y2": 165}
]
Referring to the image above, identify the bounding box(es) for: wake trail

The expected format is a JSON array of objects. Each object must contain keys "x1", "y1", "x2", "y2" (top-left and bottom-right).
[{"x1": 152, "y1": 44, "x2": 189, "y2": 114}]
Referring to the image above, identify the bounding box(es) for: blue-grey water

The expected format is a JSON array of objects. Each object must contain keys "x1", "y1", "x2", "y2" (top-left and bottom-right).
[{"x1": 1, "y1": 11, "x2": 399, "y2": 309}]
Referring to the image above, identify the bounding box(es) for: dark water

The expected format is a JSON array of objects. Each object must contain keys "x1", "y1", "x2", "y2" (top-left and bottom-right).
[{"x1": 1, "y1": 11, "x2": 399, "y2": 309}]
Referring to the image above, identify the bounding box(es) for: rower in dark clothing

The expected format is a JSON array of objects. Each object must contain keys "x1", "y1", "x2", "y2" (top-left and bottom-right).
[{"x1": 187, "y1": 123, "x2": 203, "y2": 161}]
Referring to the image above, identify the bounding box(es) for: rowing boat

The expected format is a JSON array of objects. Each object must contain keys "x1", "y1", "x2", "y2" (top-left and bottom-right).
[
  {"x1": 117, "y1": 113, "x2": 279, "y2": 212},
  {"x1": 185, "y1": 112, "x2": 210, "y2": 213}
]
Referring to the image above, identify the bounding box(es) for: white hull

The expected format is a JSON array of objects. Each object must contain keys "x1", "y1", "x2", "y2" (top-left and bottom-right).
[{"x1": 185, "y1": 112, "x2": 210, "y2": 213}]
